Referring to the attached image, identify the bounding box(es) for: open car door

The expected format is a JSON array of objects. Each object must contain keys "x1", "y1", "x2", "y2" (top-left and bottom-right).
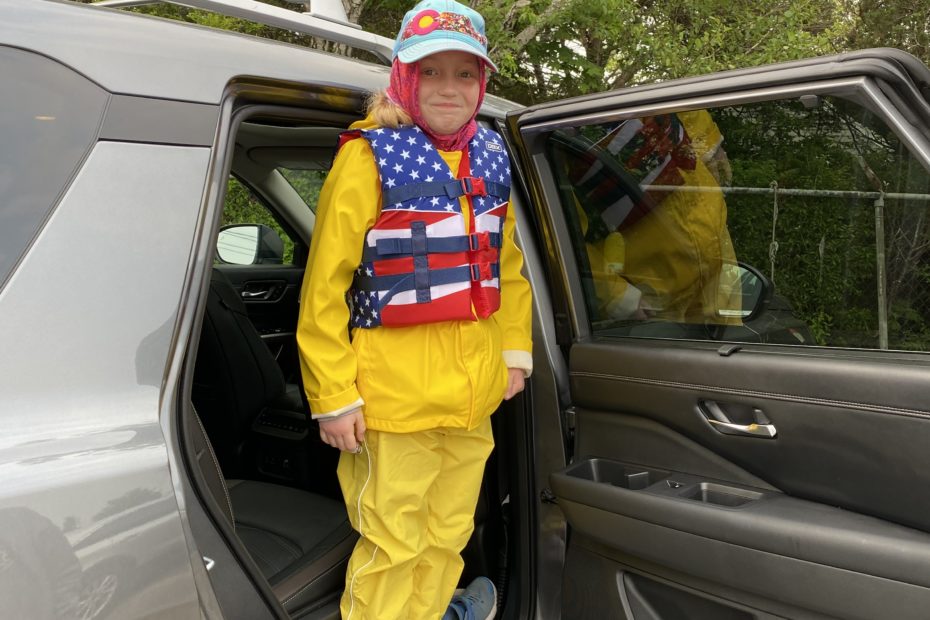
[{"x1": 506, "y1": 49, "x2": 930, "y2": 619}]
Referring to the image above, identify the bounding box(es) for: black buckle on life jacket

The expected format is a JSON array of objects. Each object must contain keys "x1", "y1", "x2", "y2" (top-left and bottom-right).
[
  {"x1": 460, "y1": 176, "x2": 487, "y2": 196},
  {"x1": 468, "y1": 231, "x2": 491, "y2": 251},
  {"x1": 470, "y1": 262, "x2": 493, "y2": 282}
]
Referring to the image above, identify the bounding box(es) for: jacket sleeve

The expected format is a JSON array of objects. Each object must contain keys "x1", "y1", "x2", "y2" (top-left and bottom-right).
[
  {"x1": 297, "y1": 138, "x2": 380, "y2": 418},
  {"x1": 494, "y1": 198, "x2": 534, "y2": 376}
]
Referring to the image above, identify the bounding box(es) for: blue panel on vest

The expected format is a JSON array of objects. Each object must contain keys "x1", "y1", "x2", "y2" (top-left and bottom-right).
[
  {"x1": 375, "y1": 237, "x2": 403, "y2": 256},
  {"x1": 414, "y1": 255, "x2": 430, "y2": 303},
  {"x1": 350, "y1": 277, "x2": 381, "y2": 328},
  {"x1": 411, "y1": 221, "x2": 428, "y2": 255}
]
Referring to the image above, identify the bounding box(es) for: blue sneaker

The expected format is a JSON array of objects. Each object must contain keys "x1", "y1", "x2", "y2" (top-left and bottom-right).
[{"x1": 442, "y1": 577, "x2": 498, "y2": 620}]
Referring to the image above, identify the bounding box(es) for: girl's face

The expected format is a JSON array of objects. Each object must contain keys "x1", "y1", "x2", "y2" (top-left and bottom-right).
[{"x1": 417, "y1": 51, "x2": 481, "y2": 137}]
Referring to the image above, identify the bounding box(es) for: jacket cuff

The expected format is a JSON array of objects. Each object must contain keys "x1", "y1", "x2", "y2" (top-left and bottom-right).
[
  {"x1": 606, "y1": 284, "x2": 642, "y2": 319},
  {"x1": 503, "y1": 349, "x2": 533, "y2": 378},
  {"x1": 308, "y1": 383, "x2": 363, "y2": 417},
  {"x1": 312, "y1": 399, "x2": 364, "y2": 421}
]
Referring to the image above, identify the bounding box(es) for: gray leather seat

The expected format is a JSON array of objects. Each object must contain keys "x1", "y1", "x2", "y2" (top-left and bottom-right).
[
  {"x1": 188, "y1": 411, "x2": 356, "y2": 614},
  {"x1": 228, "y1": 479, "x2": 355, "y2": 611}
]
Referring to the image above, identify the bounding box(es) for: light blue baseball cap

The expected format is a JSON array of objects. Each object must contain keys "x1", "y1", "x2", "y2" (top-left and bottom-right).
[{"x1": 393, "y1": 0, "x2": 498, "y2": 72}]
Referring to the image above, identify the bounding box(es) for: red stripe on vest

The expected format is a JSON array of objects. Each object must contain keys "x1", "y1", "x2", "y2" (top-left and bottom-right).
[
  {"x1": 373, "y1": 252, "x2": 470, "y2": 276},
  {"x1": 380, "y1": 289, "x2": 474, "y2": 326}
]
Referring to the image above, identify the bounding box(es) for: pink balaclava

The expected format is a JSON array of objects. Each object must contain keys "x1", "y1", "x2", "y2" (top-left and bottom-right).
[
  {"x1": 387, "y1": 0, "x2": 496, "y2": 151},
  {"x1": 385, "y1": 58, "x2": 487, "y2": 152}
]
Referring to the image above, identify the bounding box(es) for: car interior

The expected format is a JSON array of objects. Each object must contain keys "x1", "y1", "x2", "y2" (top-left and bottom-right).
[{"x1": 180, "y1": 113, "x2": 522, "y2": 618}]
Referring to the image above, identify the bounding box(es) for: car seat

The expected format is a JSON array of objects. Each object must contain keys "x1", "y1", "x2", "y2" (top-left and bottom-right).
[
  {"x1": 186, "y1": 409, "x2": 356, "y2": 614},
  {"x1": 192, "y1": 268, "x2": 304, "y2": 476}
]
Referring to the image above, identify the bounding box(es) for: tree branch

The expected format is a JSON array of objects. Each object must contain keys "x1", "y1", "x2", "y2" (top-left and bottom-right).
[{"x1": 489, "y1": 0, "x2": 570, "y2": 56}]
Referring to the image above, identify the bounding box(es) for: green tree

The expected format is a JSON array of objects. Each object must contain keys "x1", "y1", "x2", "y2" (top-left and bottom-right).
[{"x1": 843, "y1": 0, "x2": 930, "y2": 64}]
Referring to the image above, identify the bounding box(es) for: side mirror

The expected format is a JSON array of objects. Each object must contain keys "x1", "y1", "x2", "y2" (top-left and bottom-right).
[
  {"x1": 716, "y1": 262, "x2": 772, "y2": 322},
  {"x1": 737, "y1": 263, "x2": 771, "y2": 321},
  {"x1": 216, "y1": 224, "x2": 284, "y2": 265}
]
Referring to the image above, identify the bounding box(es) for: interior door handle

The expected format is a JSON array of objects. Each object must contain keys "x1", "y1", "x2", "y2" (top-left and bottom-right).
[
  {"x1": 706, "y1": 418, "x2": 777, "y2": 438},
  {"x1": 241, "y1": 289, "x2": 269, "y2": 299},
  {"x1": 700, "y1": 400, "x2": 777, "y2": 438}
]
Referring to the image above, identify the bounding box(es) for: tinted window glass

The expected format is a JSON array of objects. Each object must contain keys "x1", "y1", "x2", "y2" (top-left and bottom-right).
[
  {"x1": 545, "y1": 97, "x2": 930, "y2": 350},
  {"x1": 277, "y1": 167, "x2": 327, "y2": 212},
  {"x1": 0, "y1": 47, "x2": 108, "y2": 287},
  {"x1": 219, "y1": 177, "x2": 296, "y2": 264}
]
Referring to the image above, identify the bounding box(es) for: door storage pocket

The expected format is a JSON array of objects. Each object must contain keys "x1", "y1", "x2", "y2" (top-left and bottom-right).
[{"x1": 562, "y1": 458, "x2": 669, "y2": 490}]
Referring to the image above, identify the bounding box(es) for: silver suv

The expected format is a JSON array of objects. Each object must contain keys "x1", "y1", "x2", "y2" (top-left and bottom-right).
[{"x1": 4, "y1": 1, "x2": 930, "y2": 619}]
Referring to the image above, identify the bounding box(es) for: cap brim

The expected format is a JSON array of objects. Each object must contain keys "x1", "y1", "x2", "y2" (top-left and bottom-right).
[{"x1": 397, "y1": 38, "x2": 498, "y2": 73}]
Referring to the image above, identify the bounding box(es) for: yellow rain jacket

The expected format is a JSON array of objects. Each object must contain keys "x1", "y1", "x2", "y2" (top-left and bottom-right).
[{"x1": 297, "y1": 116, "x2": 533, "y2": 433}]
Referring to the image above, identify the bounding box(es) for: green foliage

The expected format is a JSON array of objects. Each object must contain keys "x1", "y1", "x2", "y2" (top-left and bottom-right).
[
  {"x1": 843, "y1": 0, "x2": 930, "y2": 65},
  {"x1": 222, "y1": 178, "x2": 295, "y2": 264},
  {"x1": 472, "y1": 0, "x2": 847, "y2": 103},
  {"x1": 220, "y1": 170, "x2": 326, "y2": 265},
  {"x1": 278, "y1": 168, "x2": 327, "y2": 209},
  {"x1": 718, "y1": 96, "x2": 930, "y2": 349}
]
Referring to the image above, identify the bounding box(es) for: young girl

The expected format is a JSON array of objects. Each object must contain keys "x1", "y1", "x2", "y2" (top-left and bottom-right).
[{"x1": 296, "y1": 1, "x2": 533, "y2": 618}]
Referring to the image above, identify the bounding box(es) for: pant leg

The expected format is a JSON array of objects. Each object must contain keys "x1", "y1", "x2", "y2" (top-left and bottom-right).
[
  {"x1": 408, "y1": 418, "x2": 496, "y2": 619},
  {"x1": 337, "y1": 428, "x2": 443, "y2": 620}
]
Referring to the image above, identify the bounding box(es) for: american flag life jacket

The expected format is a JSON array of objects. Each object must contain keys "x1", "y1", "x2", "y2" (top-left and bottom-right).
[{"x1": 347, "y1": 125, "x2": 511, "y2": 329}]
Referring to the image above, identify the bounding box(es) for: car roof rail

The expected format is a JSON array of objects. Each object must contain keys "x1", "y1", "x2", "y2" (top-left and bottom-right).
[{"x1": 91, "y1": 0, "x2": 394, "y2": 64}]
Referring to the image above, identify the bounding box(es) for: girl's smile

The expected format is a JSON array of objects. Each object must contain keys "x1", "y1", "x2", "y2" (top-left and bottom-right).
[{"x1": 417, "y1": 50, "x2": 481, "y2": 138}]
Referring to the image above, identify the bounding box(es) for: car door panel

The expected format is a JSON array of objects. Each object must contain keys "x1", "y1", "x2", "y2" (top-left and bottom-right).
[
  {"x1": 560, "y1": 521, "x2": 930, "y2": 620},
  {"x1": 568, "y1": 340, "x2": 930, "y2": 532},
  {"x1": 506, "y1": 51, "x2": 930, "y2": 620},
  {"x1": 550, "y1": 341, "x2": 930, "y2": 619}
]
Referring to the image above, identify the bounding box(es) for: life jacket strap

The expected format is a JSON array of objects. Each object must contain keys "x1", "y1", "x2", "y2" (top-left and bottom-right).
[
  {"x1": 361, "y1": 231, "x2": 502, "y2": 261},
  {"x1": 353, "y1": 263, "x2": 501, "y2": 307},
  {"x1": 381, "y1": 177, "x2": 510, "y2": 206}
]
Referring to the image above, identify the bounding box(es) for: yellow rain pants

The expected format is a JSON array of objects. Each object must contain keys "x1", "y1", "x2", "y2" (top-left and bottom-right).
[{"x1": 337, "y1": 420, "x2": 495, "y2": 620}]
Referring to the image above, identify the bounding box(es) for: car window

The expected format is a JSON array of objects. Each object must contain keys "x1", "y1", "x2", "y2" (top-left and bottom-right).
[
  {"x1": 219, "y1": 176, "x2": 296, "y2": 264},
  {"x1": 0, "y1": 48, "x2": 108, "y2": 288},
  {"x1": 277, "y1": 167, "x2": 327, "y2": 213},
  {"x1": 544, "y1": 97, "x2": 930, "y2": 350}
]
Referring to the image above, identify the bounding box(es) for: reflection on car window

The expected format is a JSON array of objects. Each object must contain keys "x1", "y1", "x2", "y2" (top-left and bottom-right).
[
  {"x1": 549, "y1": 110, "x2": 742, "y2": 339},
  {"x1": 277, "y1": 168, "x2": 327, "y2": 212},
  {"x1": 221, "y1": 177, "x2": 295, "y2": 264},
  {"x1": 546, "y1": 96, "x2": 930, "y2": 350}
]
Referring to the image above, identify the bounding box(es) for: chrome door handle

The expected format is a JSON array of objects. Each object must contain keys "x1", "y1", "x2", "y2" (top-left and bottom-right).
[
  {"x1": 241, "y1": 289, "x2": 269, "y2": 298},
  {"x1": 705, "y1": 418, "x2": 777, "y2": 438},
  {"x1": 700, "y1": 400, "x2": 777, "y2": 439}
]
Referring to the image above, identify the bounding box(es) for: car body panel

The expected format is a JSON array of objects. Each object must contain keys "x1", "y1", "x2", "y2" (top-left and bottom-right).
[
  {"x1": 7, "y1": 0, "x2": 379, "y2": 105},
  {"x1": 0, "y1": 142, "x2": 210, "y2": 618}
]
